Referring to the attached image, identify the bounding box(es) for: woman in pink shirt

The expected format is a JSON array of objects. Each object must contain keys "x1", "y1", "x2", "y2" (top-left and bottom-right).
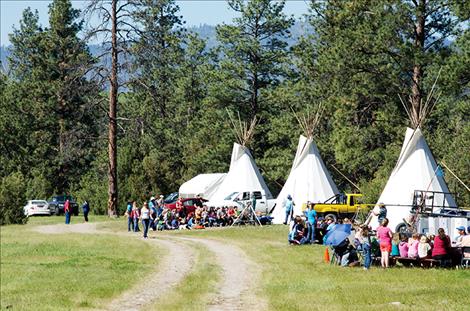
[{"x1": 376, "y1": 218, "x2": 393, "y2": 268}]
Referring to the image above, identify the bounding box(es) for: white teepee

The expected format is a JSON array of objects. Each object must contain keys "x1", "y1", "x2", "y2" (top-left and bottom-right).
[
  {"x1": 372, "y1": 127, "x2": 457, "y2": 231},
  {"x1": 271, "y1": 135, "x2": 340, "y2": 224},
  {"x1": 179, "y1": 173, "x2": 227, "y2": 200},
  {"x1": 209, "y1": 142, "x2": 273, "y2": 201}
]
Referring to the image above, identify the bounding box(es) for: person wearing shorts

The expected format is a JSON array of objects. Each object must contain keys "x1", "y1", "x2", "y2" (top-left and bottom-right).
[{"x1": 376, "y1": 218, "x2": 393, "y2": 268}]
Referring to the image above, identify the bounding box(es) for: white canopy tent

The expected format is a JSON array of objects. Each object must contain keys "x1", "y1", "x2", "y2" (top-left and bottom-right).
[
  {"x1": 271, "y1": 135, "x2": 340, "y2": 224},
  {"x1": 178, "y1": 173, "x2": 226, "y2": 200},
  {"x1": 371, "y1": 127, "x2": 457, "y2": 231},
  {"x1": 209, "y1": 142, "x2": 273, "y2": 201}
]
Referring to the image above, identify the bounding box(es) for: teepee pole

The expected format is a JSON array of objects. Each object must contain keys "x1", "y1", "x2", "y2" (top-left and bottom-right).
[
  {"x1": 441, "y1": 161, "x2": 470, "y2": 192},
  {"x1": 331, "y1": 165, "x2": 362, "y2": 192}
]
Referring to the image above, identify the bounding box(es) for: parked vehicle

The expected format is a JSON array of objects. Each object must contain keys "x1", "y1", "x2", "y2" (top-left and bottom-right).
[
  {"x1": 163, "y1": 192, "x2": 179, "y2": 204},
  {"x1": 164, "y1": 197, "x2": 206, "y2": 215},
  {"x1": 206, "y1": 190, "x2": 276, "y2": 214},
  {"x1": 23, "y1": 200, "x2": 51, "y2": 216},
  {"x1": 48, "y1": 195, "x2": 79, "y2": 216},
  {"x1": 312, "y1": 193, "x2": 371, "y2": 221}
]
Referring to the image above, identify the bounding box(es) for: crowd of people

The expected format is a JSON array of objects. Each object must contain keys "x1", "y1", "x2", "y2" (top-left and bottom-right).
[
  {"x1": 285, "y1": 202, "x2": 470, "y2": 269},
  {"x1": 125, "y1": 195, "x2": 250, "y2": 238}
]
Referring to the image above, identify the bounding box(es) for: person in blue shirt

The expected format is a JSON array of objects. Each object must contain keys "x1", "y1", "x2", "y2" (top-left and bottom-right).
[
  {"x1": 283, "y1": 195, "x2": 294, "y2": 225},
  {"x1": 304, "y1": 202, "x2": 317, "y2": 244},
  {"x1": 125, "y1": 201, "x2": 133, "y2": 232}
]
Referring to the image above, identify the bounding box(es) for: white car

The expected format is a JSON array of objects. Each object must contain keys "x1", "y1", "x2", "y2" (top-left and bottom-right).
[{"x1": 23, "y1": 200, "x2": 51, "y2": 216}]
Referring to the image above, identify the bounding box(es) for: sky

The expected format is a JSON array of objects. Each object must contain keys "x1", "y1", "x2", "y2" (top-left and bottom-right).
[{"x1": 0, "y1": 0, "x2": 310, "y2": 46}]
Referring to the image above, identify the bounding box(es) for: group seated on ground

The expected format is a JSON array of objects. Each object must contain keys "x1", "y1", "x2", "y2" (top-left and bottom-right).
[
  {"x1": 125, "y1": 195, "x2": 274, "y2": 234},
  {"x1": 287, "y1": 207, "x2": 470, "y2": 269}
]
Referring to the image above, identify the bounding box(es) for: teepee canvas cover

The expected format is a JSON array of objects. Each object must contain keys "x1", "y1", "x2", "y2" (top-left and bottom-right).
[
  {"x1": 209, "y1": 143, "x2": 273, "y2": 201},
  {"x1": 179, "y1": 173, "x2": 227, "y2": 200},
  {"x1": 372, "y1": 127, "x2": 457, "y2": 231},
  {"x1": 271, "y1": 135, "x2": 340, "y2": 224}
]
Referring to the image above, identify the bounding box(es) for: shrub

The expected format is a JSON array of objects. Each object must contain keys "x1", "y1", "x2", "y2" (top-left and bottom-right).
[{"x1": 0, "y1": 172, "x2": 28, "y2": 225}]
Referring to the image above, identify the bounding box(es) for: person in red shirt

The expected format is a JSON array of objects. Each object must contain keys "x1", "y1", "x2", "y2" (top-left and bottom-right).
[
  {"x1": 64, "y1": 199, "x2": 71, "y2": 224},
  {"x1": 432, "y1": 228, "x2": 450, "y2": 267}
]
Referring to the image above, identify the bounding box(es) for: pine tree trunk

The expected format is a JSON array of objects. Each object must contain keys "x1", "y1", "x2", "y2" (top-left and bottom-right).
[
  {"x1": 411, "y1": 0, "x2": 426, "y2": 126},
  {"x1": 108, "y1": 0, "x2": 118, "y2": 217}
]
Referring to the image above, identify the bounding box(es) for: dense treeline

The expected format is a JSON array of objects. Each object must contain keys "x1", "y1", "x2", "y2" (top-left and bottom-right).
[{"x1": 1, "y1": 0, "x2": 468, "y2": 220}]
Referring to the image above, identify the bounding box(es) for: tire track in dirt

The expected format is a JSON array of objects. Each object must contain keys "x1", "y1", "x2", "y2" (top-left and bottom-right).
[
  {"x1": 34, "y1": 224, "x2": 196, "y2": 311},
  {"x1": 175, "y1": 236, "x2": 267, "y2": 311},
  {"x1": 34, "y1": 224, "x2": 267, "y2": 311},
  {"x1": 107, "y1": 238, "x2": 195, "y2": 311}
]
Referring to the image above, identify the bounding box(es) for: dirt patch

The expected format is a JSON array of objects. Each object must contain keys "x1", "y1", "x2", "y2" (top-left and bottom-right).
[
  {"x1": 33, "y1": 223, "x2": 266, "y2": 311},
  {"x1": 177, "y1": 237, "x2": 267, "y2": 311},
  {"x1": 33, "y1": 223, "x2": 98, "y2": 234},
  {"x1": 107, "y1": 238, "x2": 196, "y2": 311}
]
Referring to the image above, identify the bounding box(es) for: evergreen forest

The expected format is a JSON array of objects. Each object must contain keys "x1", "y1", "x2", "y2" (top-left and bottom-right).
[{"x1": 1, "y1": 0, "x2": 469, "y2": 222}]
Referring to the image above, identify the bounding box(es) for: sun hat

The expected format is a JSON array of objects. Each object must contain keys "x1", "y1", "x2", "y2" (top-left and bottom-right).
[{"x1": 456, "y1": 226, "x2": 466, "y2": 231}]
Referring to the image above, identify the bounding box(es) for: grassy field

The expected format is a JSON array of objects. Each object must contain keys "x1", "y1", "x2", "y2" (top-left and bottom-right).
[
  {"x1": 164, "y1": 225, "x2": 470, "y2": 311},
  {"x1": 0, "y1": 216, "x2": 157, "y2": 311},
  {"x1": 2, "y1": 217, "x2": 470, "y2": 310}
]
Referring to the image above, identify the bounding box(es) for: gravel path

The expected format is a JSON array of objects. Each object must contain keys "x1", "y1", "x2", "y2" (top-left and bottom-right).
[{"x1": 34, "y1": 223, "x2": 265, "y2": 311}]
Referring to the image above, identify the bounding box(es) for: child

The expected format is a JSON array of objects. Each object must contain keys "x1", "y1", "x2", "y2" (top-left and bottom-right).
[
  {"x1": 391, "y1": 233, "x2": 400, "y2": 257},
  {"x1": 360, "y1": 225, "x2": 372, "y2": 270},
  {"x1": 408, "y1": 233, "x2": 419, "y2": 258},
  {"x1": 418, "y1": 235, "x2": 431, "y2": 259},
  {"x1": 398, "y1": 234, "x2": 409, "y2": 258}
]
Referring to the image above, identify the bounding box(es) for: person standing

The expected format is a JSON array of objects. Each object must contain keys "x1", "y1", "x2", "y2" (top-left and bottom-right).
[
  {"x1": 377, "y1": 203, "x2": 387, "y2": 227},
  {"x1": 141, "y1": 202, "x2": 151, "y2": 239},
  {"x1": 125, "y1": 201, "x2": 134, "y2": 232},
  {"x1": 305, "y1": 202, "x2": 317, "y2": 243},
  {"x1": 82, "y1": 200, "x2": 90, "y2": 222},
  {"x1": 64, "y1": 199, "x2": 71, "y2": 224},
  {"x1": 360, "y1": 226, "x2": 372, "y2": 270},
  {"x1": 283, "y1": 195, "x2": 294, "y2": 225},
  {"x1": 149, "y1": 197, "x2": 158, "y2": 231},
  {"x1": 250, "y1": 193, "x2": 257, "y2": 212},
  {"x1": 131, "y1": 202, "x2": 140, "y2": 232},
  {"x1": 376, "y1": 218, "x2": 393, "y2": 268}
]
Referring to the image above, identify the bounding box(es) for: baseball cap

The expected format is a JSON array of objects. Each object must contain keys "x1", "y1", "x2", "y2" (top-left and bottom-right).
[
  {"x1": 150, "y1": 196, "x2": 155, "y2": 201},
  {"x1": 456, "y1": 226, "x2": 465, "y2": 231}
]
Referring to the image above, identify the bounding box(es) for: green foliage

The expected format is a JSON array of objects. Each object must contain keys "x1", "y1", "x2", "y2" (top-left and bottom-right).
[
  {"x1": 214, "y1": 0, "x2": 294, "y2": 118},
  {"x1": 3, "y1": 0, "x2": 101, "y2": 203},
  {"x1": 2, "y1": 0, "x2": 469, "y2": 212},
  {"x1": 0, "y1": 172, "x2": 28, "y2": 225}
]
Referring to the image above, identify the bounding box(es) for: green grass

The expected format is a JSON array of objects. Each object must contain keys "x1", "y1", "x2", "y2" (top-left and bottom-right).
[
  {"x1": 0, "y1": 220, "x2": 158, "y2": 311},
  {"x1": 165, "y1": 225, "x2": 470, "y2": 311},
  {"x1": 3, "y1": 219, "x2": 470, "y2": 310},
  {"x1": 154, "y1": 243, "x2": 220, "y2": 311}
]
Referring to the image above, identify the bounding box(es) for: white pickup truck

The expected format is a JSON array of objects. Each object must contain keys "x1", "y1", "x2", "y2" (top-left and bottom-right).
[{"x1": 206, "y1": 190, "x2": 276, "y2": 214}]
